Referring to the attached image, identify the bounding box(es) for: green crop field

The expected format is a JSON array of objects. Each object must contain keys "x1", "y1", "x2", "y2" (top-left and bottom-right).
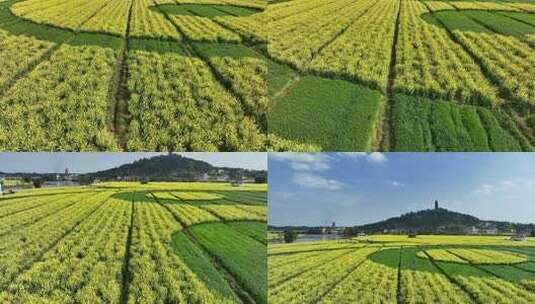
[
  {"x1": 0, "y1": 0, "x2": 317, "y2": 151},
  {"x1": 0, "y1": 182, "x2": 266, "y2": 303},
  {"x1": 268, "y1": 235, "x2": 535, "y2": 303},
  {"x1": 267, "y1": 0, "x2": 535, "y2": 151}
]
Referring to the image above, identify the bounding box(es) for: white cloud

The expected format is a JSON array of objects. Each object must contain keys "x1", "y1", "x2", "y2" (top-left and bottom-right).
[
  {"x1": 271, "y1": 153, "x2": 331, "y2": 171},
  {"x1": 337, "y1": 152, "x2": 388, "y2": 163},
  {"x1": 368, "y1": 152, "x2": 387, "y2": 163},
  {"x1": 473, "y1": 179, "x2": 535, "y2": 196},
  {"x1": 391, "y1": 181, "x2": 405, "y2": 187},
  {"x1": 292, "y1": 173, "x2": 344, "y2": 190},
  {"x1": 473, "y1": 184, "x2": 495, "y2": 196}
]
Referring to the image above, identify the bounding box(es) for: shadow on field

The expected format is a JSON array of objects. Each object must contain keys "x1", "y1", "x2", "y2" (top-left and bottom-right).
[{"x1": 369, "y1": 245, "x2": 535, "y2": 279}]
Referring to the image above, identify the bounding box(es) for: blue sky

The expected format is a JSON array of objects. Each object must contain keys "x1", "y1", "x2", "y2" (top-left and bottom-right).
[
  {"x1": 0, "y1": 153, "x2": 267, "y2": 173},
  {"x1": 269, "y1": 153, "x2": 535, "y2": 226}
]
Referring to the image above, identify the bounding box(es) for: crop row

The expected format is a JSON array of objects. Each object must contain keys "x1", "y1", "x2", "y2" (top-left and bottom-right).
[
  {"x1": 268, "y1": 250, "x2": 325, "y2": 269},
  {"x1": 394, "y1": 1, "x2": 497, "y2": 106},
  {"x1": 268, "y1": 240, "x2": 363, "y2": 255},
  {"x1": 308, "y1": 0, "x2": 399, "y2": 92},
  {"x1": 191, "y1": 222, "x2": 267, "y2": 303},
  {"x1": 321, "y1": 249, "x2": 399, "y2": 303},
  {"x1": 226, "y1": 221, "x2": 266, "y2": 243},
  {"x1": 81, "y1": 0, "x2": 132, "y2": 36},
  {"x1": 172, "y1": 191, "x2": 222, "y2": 201},
  {"x1": 0, "y1": 193, "x2": 82, "y2": 235},
  {"x1": 209, "y1": 56, "x2": 268, "y2": 126},
  {"x1": 130, "y1": 0, "x2": 182, "y2": 39},
  {"x1": 200, "y1": 204, "x2": 265, "y2": 221},
  {"x1": 438, "y1": 261, "x2": 535, "y2": 303},
  {"x1": 448, "y1": 248, "x2": 528, "y2": 265},
  {"x1": 417, "y1": 249, "x2": 468, "y2": 264},
  {"x1": 12, "y1": 0, "x2": 112, "y2": 31},
  {"x1": 0, "y1": 29, "x2": 55, "y2": 91},
  {"x1": 0, "y1": 44, "x2": 118, "y2": 151},
  {"x1": 0, "y1": 192, "x2": 66, "y2": 217},
  {"x1": 266, "y1": 0, "x2": 338, "y2": 22},
  {"x1": 0, "y1": 196, "x2": 131, "y2": 302},
  {"x1": 215, "y1": 12, "x2": 267, "y2": 42},
  {"x1": 164, "y1": 201, "x2": 220, "y2": 225},
  {"x1": 269, "y1": 248, "x2": 354, "y2": 287},
  {"x1": 390, "y1": 94, "x2": 533, "y2": 151},
  {"x1": 399, "y1": 248, "x2": 473, "y2": 303},
  {"x1": 127, "y1": 192, "x2": 233, "y2": 303},
  {"x1": 269, "y1": 0, "x2": 376, "y2": 70},
  {"x1": 126, "y1": 50, "x2": 266, "y2": 151},
  {"x1": 423, "y1": 2, "x2": 535, "y2": 112},
  {"x1": 0, "y1": 191, "x2": 111, "y2": 289},
  {"x1": 216, "y1": 190, "x2": 267, "y2": 204},
  {"x1": 269, "y1": 247, "x2": 379, "y2": 303},
  {"x1": 170, "y1": 15, "x2": 241, "y2": 42}
]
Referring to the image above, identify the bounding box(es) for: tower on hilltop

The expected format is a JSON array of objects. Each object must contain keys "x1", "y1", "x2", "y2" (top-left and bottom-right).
[{"x1": 434, "y1": 200, "x2": 439, "y2": 210}]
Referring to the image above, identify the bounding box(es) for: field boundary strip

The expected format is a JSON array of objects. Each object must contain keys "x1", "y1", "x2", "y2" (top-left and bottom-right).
[
  {"x1": 421, "y1": 249, "x2": 480, "y2": 303},
  {"x1": 109, "y1": 0, "x2": 135, "y2": 149},
  {"x1": 149, "y1": 191, "x2": 256, "y2": 304},
  {"x1": 2, "y1": 194, "x2": 112, "y2": 290},
  {"x1": 119, "y1": 191, "x2": 136, "y2": 304},
  {"x1": 396, "y1": 246, "x2": 402, "y2": 304}
]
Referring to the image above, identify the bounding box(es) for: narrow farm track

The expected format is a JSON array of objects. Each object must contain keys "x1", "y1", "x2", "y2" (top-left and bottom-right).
[
  {"x1": 149, "y1": 192, "x2": 255, "y2": 304},
  {"x1": 111, "y1": 0, "x2": 134, "y2": 149},
  {"x1": 119, "y1": 191, "x2": 136, "y2": 304},
  {"x1": 396, "y1": 247, "x2": 403, "y2": 304},
  {"x1": 379, "y1": 0, "x2": 402, "y2": 151}
]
